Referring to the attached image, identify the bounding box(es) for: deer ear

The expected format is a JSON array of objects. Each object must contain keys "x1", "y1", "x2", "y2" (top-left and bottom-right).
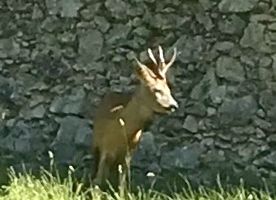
[{"x1": 134, "y1": 57, "x2": 156, "y2": 83}]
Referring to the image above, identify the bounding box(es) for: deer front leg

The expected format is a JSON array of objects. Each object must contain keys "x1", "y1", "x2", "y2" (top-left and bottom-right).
[
  {"x1": 118, "y1": 153, "x2": 132, "y2": 191},
  {"x1": 124, "y1": 155, "x2": 131, "y2": 189}
]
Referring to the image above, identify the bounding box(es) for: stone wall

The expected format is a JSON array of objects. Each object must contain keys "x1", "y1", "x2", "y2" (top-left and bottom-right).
[{"x1": 1, "y1": 0, "x2": 276, "y2": 189}]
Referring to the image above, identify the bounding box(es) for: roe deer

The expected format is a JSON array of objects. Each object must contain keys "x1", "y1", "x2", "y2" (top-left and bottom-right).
[{"x1": 92, "y1": 46, "x2": 178, "y2": 188}]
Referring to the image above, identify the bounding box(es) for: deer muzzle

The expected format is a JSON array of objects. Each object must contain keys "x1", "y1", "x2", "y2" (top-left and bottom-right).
[{"x1": 167, "y1": 97, "x2": 178, "y2": 113}]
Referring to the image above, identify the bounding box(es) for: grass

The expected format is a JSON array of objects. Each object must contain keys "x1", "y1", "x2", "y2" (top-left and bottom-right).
[
  {"x1": 0, "y1": 166, "x2": 275, "y2": 200},
  {"x1": 0, "y1": 151, "x2": 275, "y2": 200}
]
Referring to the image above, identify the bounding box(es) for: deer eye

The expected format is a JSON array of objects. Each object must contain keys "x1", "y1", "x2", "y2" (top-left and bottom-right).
[{"x1": 154, "y1": 89, "x2": 163, "y2": 98}]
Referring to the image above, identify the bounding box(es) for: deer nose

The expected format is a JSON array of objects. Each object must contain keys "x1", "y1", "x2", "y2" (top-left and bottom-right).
[{"x1": 169, "y1": 101, "x2": 178, "y2": 112}]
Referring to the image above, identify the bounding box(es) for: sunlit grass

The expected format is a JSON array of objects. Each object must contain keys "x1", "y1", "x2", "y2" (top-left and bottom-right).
[
  {"x1": 0, "y1": 151, "x2": 275, "y2": 200},
  {"x1": 0, "y1": 167, "x2": 275, "y2": 200}
]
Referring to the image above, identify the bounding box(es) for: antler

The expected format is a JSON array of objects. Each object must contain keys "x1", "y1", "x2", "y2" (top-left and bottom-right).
[
  {"x1": 160, "y1": 47, "x2": 177, "y2": 75},
  {"x1": 147, "y1": 48, "x2": 157, "y2": 65},
  {"x1": 147, "y1": 47, "x2": 164, "y2": 78},
  {"x1": 158, "y1": 46, "x2": 165, "y2": 66},
  {"x1": 135, "y1": 46, "x2": 177, "y2": 79},
  {"x1": 158, "y1": 46, "x2": 177, "y2": 77}
]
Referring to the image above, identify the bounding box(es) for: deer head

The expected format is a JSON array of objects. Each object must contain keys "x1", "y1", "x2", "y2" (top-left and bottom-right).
[{"x1": 134, "y1": 46, "x2": 178, "y2": 114}]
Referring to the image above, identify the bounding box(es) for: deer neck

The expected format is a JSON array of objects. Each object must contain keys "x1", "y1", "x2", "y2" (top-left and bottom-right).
[{"x1": 121, "y1": 88, "x2": 153, "y2": 136}]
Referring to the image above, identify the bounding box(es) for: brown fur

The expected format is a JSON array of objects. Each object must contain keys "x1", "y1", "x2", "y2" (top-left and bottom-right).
[{"x1": 92, "y1": 46, "x2": 178, "y2": 187}]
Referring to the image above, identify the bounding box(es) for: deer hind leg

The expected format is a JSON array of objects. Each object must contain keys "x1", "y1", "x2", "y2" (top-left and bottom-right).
[
  {"x1": 92, "y1": 147, "x2": 100, "y2": 180},
  {"x1": 93, "y1": 152, "x2": 112, "y2": 187}
]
